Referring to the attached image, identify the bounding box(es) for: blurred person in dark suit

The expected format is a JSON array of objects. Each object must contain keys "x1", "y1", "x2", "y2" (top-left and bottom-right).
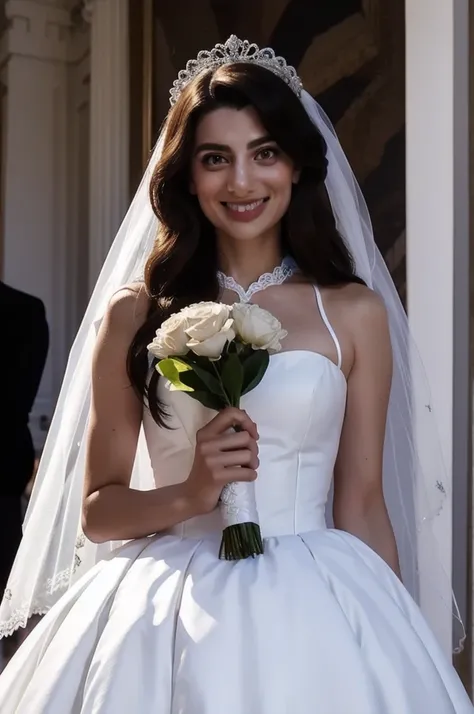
[{"x1": 0, "y1": 281, "x2": 49, "y2": 597}]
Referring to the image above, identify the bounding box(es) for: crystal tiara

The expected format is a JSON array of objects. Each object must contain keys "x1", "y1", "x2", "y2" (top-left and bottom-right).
[{"x1": 169, "y1": 35, "x2": 303, "y2": 106}]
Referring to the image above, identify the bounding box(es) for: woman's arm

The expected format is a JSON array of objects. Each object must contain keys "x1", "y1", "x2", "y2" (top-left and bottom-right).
[
  {"x1": 333, "y1": 288, "x2": 401, "y2": 577},
  {"x1": 82, "y1": 286, "x2": 259, "y2": 544},
  {"x1": 82, "y1": 286, "x2": 201, "y2": 543}
]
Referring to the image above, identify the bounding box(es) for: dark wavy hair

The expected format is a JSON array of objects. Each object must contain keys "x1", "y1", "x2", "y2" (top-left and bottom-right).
[{"x1": 127, "y1": 62, "x2": 364, "y2": 424}]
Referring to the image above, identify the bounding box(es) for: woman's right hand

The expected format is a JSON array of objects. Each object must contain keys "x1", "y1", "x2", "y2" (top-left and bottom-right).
[{"x1": 186, "y1": 407, "x2": 260, "y2": 514}]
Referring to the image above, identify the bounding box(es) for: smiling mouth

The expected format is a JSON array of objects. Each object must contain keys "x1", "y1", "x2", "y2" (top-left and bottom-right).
[{"x1": 222, "y1": 197, "x2": 269, "y2": 213}]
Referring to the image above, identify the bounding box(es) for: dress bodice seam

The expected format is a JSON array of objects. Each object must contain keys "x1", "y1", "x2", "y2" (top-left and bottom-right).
[{"x1": 293, "y1": 380, "x2": 318, "y2": 533}]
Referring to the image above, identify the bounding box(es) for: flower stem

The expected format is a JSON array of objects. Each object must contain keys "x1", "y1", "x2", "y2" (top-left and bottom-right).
[
  {"x1": 219, "y1": 523, "x2": 264, "y2": 560},
  {"x1": 211, "y1": 361, "x2": 233, "y2": 406}
]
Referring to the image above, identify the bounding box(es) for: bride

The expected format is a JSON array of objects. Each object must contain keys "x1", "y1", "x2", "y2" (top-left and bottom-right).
[{"x1": 0, "y1": 36, "x2": 472, "y2": 713}]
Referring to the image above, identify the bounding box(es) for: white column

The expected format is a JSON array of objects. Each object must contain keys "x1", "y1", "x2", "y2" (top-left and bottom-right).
[
  {"x1": 1, "y1": 0, "x2": 72, "y2": 446},
  {"x1": 405, "y1": 0, "x2": 470, "y2": 657},
  {"x1": 85, "y1": 0, "x2": 129, "y2": 289}
]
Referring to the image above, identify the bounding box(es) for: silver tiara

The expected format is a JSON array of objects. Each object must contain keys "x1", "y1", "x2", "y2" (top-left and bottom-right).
[{"x1": 169, "y1": 35, "x2": 303, "y2": 106}]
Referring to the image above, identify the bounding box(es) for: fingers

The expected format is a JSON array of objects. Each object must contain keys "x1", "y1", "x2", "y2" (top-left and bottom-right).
[
  {"x1": 200, "y1": 428, "x2": 259, "y2": 469},
  {"x1": 212, "y1": 430, "x2": 256, "y2": 453},
  {"x1": 210, "y1": 449, "x2": 259, "y2": 470},
  {"x1": 193, "y1": 408, "x2": 259, "y2": 490},
  {"x1": 222, "y1": 467, "x2": 258, "y2": 483},
  {"x1": 200, "y1": 407, "x2": 258, "y2": 441}
]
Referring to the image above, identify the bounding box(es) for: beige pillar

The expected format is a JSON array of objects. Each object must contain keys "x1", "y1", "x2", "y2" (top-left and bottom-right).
[
  {"x1": 84, "y1": 0, "x2": 129, "y2": 289},
  {"x1": 2, "y1": 0, "x2": 71, "y2": 444},
  {"x1": 405, "y1": 0, "x2": 470, "y2": 659}
]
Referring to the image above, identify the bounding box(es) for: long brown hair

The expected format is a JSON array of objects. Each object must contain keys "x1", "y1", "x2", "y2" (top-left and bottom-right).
[{"x1": 127, "y1": 63, "x2": 364, "y2": 424}]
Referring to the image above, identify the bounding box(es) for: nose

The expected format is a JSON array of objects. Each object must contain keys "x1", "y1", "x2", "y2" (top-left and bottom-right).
[{"x1": 227, "y1": 158, "x2": 255, "y2": 197}]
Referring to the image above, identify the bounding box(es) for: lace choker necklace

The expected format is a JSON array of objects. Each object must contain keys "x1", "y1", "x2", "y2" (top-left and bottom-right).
[{"x1": 217, "y1": 256, "x2": 298, "y2": 303}]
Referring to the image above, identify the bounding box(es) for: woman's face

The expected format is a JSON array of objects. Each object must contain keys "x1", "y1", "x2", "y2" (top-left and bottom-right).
[{"x1": 190, "y1": 105, "x2": 299, "y2": 245}]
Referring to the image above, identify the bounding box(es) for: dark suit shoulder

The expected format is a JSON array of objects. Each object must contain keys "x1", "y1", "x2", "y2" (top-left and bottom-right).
[{"x1": 0, "y1": 282, "x2": 46, "y2": 316}]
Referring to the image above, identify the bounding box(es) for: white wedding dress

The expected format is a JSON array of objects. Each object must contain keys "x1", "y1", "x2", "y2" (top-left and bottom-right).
[{"x1": 0, "y1": 286, "x2": 472, "y2": 713}]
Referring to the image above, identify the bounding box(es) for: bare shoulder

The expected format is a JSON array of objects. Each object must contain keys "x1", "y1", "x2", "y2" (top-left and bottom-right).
[
  {"x1": 104, "y1": 282, "x2": 151, "y2": 334},
  {"x1": 93, "y1": 283, "x2": 152, "y2": 376},
  {"x1": 343, "y1": 282, "x2": 386, "y2": 321},
  {"x1": 326, "y1": 282, "x2": 388, "y2": 332}
]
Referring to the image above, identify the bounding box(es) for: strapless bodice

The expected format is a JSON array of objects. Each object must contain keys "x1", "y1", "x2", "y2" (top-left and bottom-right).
[{"x1": 142, "y1": 351, "x2": 347, "y2": 538}]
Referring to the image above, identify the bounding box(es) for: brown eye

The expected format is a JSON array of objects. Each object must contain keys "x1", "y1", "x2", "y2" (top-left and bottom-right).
[
  {"x1": 256, "y1": 147, "x2": 279, "y2": 161},
  {"x1": 202, "y1": 154, "x2": 227, "y2": 166}
]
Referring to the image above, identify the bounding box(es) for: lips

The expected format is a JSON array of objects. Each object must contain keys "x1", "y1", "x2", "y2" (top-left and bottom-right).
[{"x1": 221, "y1": 197, "x2": 269, "y2": 222}]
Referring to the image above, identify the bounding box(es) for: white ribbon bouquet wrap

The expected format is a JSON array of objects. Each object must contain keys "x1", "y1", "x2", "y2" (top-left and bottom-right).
[{"x1": 148, "y1": 301, "x2": 287, "y2": 559}]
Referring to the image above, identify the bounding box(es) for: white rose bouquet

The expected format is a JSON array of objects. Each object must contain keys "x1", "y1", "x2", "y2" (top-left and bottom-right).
[{"x1": 147, "y1": 301, "x2": 287, "y2": 560}]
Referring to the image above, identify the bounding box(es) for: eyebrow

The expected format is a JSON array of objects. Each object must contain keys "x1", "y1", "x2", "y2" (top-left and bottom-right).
[{"x1": 194, "y1": 135, "x2": 274, "y2": 154}]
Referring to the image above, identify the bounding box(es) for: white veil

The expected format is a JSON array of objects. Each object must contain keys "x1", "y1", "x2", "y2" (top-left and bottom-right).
[{"x1": 0, "y1": 58, "x2": 464, "y2": 654}]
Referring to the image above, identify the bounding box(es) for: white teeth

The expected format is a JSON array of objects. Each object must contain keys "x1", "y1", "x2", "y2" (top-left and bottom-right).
[{"x1": 226, "y1": 199, "x2": 265, "y2": 213}]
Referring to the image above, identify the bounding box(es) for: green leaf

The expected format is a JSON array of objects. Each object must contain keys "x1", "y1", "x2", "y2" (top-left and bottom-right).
[
  {"x1": 178, "y1": 364, "x2": 229, "y2": 409},
  {"x1": 172, "y1": 359, "x2": 194, "y2": 373},
  {"x1": 187, "y1": 353, "x2": 215, "y2": 371},
  {"x1": 178, "y1": 367, "x2": 213, "y2": 392},
  {"x1": 221, "y1": 353, "x2": 244, "y2": 407},
  {"x1": 241, "y1": 350, "x2": 270, "y2": 395},
  {"x1": 157, "y1": 358, "x2": 194, "y2": 392},
  {"x1": 157, "y1": 358, "x2": 226, "y2": 411},
  {"x1": 189, "y1": 362, "x2": 227, "y2": 400},
  {"x1": 185, "y1": 390, "x2": 225, "y2": 411}
]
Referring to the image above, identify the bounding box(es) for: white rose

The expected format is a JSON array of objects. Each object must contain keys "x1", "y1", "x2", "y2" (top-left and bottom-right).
[
  {"x1": 184, "y1": 302, "x2": 232, "y2": 341},
  {"x1": 183, "y1": 302, "x2": 236, "y2": 360},
  {"x1": 232, "y1": 303, "x2": 287, "y2": 354},
  {"x1": 147, "y1": 310, "x2": 190, "y2": 359},
  {"x1": 148, "y1": 302, "x2": 237, "y2": 362},
  {"x1": 187, "y1": 319, "x2": 236, "y2": 360}
]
